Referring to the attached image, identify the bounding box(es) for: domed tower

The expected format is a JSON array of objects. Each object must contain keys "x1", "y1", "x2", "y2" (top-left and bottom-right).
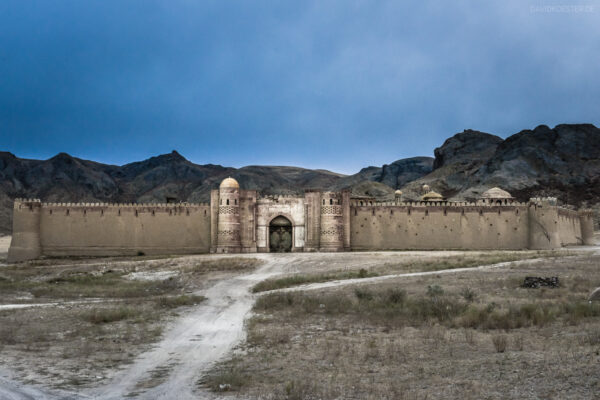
[
  {"x1": 479, "y1": 187, "x2": 514, "y2": 205},
  {"x1": 394, "y1": 190, "x2": 403, "y2": 202},
  {"x1": 216, "y1": 177, "x2": 241, "y2": 253},
  {"x1": 319, "y1": 192, "x2": 344, "y2": 251}
]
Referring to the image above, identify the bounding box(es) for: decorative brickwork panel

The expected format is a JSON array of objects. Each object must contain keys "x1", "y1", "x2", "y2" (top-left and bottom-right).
[
  {"x1": 219, "y1": 206, "x2": 238, "y2": 215},
  {"x1": 218, "y1": 230, "x2": 239, "y2": 236},
  {"x1": 321, "y1": 205, "x2": 342, "y2": 215},
  {"x1": 321, "y1": 226, "x2": 342, "y2": 236}
]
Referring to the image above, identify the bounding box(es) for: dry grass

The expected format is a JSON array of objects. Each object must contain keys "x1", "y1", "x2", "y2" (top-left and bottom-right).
[
  {"x1": 252, "y1": 251, "x2": 565, "y2": 292},
  {"x1": 203, "y1": 254, "x2": 600, "y2": 399}
]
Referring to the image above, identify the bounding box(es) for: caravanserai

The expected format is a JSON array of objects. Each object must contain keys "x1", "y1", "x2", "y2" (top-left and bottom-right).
[{"x1": 8, "y1": 178, "x2": 595, "y2": 262}]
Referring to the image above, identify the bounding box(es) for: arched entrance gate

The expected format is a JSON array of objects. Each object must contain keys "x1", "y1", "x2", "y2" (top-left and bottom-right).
[{"x1": 269, "y1": 216, "x2": 292, "y2": 252}]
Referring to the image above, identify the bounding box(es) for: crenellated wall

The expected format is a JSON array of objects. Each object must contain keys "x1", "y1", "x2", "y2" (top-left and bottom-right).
[
  {"x1": 8, "y1": 199, "x2": 211, "y2": 262},
  {"x1": 350, "y1": 201, "x2": 530, "y2": 250},
  {"x1": 7, "y1": 189, "x2": 595, "y2": 262}
]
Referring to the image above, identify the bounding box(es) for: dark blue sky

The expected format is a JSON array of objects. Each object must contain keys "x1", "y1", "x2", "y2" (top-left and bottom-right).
[{"x1": 1, "y1": 1, "x2": 599, "y2": 174}]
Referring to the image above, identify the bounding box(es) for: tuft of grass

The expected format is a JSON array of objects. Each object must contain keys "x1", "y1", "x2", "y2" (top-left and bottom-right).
[
  {"x1": 460, "y1": 287, "x2": 477, "y2": 303},
  {"x1": 81, "y1": 307, "x2": 141, "y2": 324},
  {"x1": 156, "y1": 295, "x2": 206, "y2": 309}
]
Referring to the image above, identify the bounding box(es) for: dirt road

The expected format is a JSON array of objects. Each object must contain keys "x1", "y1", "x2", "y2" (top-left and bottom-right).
[{"x1": 90, "y1": 254, "x2": 287, "y2": 399}]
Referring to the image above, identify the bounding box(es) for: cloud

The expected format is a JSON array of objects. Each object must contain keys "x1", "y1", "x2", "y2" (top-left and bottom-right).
[{"x1": 1, "y1": 0, "x2": 598, "y2": 173}]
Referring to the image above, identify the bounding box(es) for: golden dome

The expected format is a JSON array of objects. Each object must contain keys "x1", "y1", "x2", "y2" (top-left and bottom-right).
[
  {"x1": 480, "y1": 187, "x2": 513, "y2": 199},
  {"x1": 421, "y1": 191, "x2": 444, "y2": 201},
  {"x1": 422, "y1": 184, "x2": 430, "y2": 193},
  {"x1": 395, "y1": 190, "x2": 403, "y2": 195},
  {"x1": 219, "y1": 177, "x2": 239, "y2": 189}
]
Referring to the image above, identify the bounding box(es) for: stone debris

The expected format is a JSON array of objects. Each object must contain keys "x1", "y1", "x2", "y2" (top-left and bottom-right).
[{"x1": 522, "y1": 276, "x2": 559, "y2": 288}]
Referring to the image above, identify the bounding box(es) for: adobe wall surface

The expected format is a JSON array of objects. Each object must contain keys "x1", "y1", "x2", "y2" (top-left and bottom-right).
[
  {"x1": 39, "y1": 202, "x2": 211, "y2": 257},
  {"x1": 350, "y1": 202, "x2": 530, "y2": 250},
  {"x1": 557, "y1": 208, "x2": 582, "y2": 246},
  {"x1": 256, "y1": 195, "x2": 305, "y2": 251}
]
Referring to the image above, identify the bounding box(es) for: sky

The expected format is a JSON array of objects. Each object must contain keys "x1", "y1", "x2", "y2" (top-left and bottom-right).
[{"x1": 1, "y1": 1, "x2": 599, "y2": 174}]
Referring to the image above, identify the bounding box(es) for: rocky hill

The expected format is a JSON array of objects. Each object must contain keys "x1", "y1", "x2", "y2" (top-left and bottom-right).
[
  {"x1": 402, "y1": 124, "x2": 600, "y2": 204},
  {"x1": 1, "y1": 123, "x2": 598, "y2": 233}
]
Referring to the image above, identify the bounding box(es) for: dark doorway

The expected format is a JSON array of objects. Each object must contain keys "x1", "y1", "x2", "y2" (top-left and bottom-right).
[{"x1": 269, "y1": 216, "x2": 292, "y2": 253}]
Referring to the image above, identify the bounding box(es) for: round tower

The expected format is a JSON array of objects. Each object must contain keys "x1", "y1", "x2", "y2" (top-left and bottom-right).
[
  {"x1": 579, "y1": 210, "x2": 594, "y2": 246},
  {"x1": 216, "y1": 177, "x2": 241, "y2": 253},
  {"x1": 319, "y1": 192, "x2": 344, "y2": 252},
  {"x1": 7, "y1": 199, "x2": 42, "y2": 262}
]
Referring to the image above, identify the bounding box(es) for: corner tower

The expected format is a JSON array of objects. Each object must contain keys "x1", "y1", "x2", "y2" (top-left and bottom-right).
[
  {"x1": 7, "y1": 199, "x2": 42, "y2": 262},
  {"x1": 216, "y1": 177, "x2": 242, "y2": 253}
]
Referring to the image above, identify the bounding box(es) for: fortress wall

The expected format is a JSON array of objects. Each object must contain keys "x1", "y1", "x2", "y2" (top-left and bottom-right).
[
  {"x1": 556, "y1": 208, "x2": 582, "y2": 246},
  {"x1": 39, "y1": 203, "x2": 211, "y2": 257},
  {"x1": 350, "y1": 203, "x2": 529, "y2": 250}
]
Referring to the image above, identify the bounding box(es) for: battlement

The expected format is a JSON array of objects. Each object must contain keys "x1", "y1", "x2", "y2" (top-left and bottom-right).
[
  {"x1": 257, "y1": 194, "x2": 302, "y2": 201},
  {"x1": 529, "y1": 197, "x2": 558, "y2": 206},
  {"x1": 37, "y1": 201, "x2": 210, "y2": 208},
  {"x1": 14, "y1": 198, "x2": 42, "y2": 206},
  {"x1": 351, "y1": 200, "x2": 529, "y2": 208}
]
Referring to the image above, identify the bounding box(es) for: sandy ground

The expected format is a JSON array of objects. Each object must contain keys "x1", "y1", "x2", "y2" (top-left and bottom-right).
[{"x1": 0, "y1": 235, "x2": 599, "y2": 399}]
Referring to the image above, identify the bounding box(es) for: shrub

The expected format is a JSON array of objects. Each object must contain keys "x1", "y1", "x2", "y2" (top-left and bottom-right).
[
  {"x1": 460, "y1": 288, "x2": 477, "y2": 303},
  {"x1": 492, "y1": 334, "x2": 507, "y2": 353},
  {"x1": 386, "y1": 288, "x2": 407, "y2": 305},
  {"x1": 427, "y1": 285, "x2": 444, "y2": 298},
  {"x1": 354, "y1": 288, "x2": 374, "y2": 301}
]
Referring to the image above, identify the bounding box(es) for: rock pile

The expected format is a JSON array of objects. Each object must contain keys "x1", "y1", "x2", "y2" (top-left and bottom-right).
[{"x1": 522, "y1": 277, "x2": 560, "y2": 288}]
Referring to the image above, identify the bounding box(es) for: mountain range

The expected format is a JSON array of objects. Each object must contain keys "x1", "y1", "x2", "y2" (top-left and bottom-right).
[{"x1": 1, "y1": 123, "x2": 598, "y2": 233}]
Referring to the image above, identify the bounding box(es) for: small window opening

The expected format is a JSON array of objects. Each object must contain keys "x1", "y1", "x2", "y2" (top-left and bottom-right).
[
  {"x1": 330, "y1": 199, "x2": 333, "y2": 205},
  {"x1": 226, "y1": 199, "x2": 229, "y2": 205}
]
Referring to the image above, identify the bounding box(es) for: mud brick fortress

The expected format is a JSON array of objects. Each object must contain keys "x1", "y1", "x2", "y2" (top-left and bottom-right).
[{"x1": 8, "y1": 178, "x2": 595, "y2": 262}]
